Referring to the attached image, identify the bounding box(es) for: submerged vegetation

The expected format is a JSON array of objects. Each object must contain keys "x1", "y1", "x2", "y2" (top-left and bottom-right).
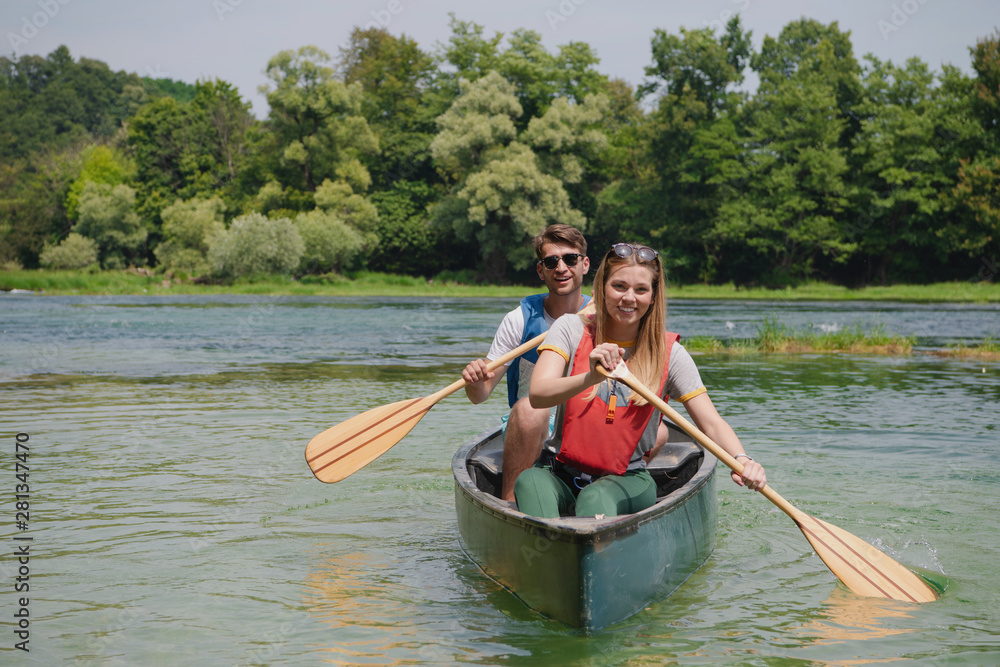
[
  {"x1": 935, "y1": 337, "x2": 1000, "y2": 360},
  {"x1": 684, "y1": 318, "x2": 916, "y2": 355},
  {"x1": 684, "y1": 321, "x2": 997, "y2": 359}
]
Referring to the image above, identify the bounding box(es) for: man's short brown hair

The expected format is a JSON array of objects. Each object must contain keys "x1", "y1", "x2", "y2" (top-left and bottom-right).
[{"x1": 533, "y1": 224, "x2": 587, "y2": 259}]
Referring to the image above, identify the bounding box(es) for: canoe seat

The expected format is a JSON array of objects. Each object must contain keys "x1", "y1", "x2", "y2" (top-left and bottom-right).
[
  {"x1": 467, "y1": 429, "x2": 703, "y2": 500},
  {"x1": 647, "y1": 441, "x2": 702, "y2": 498}
]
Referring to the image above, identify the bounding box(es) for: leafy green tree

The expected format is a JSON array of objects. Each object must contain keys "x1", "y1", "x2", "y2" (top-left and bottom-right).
[
  {"x1": 39, "y1": 232, "x2": 98, "y2": 269},
  {"x1": 65, "y1": 145, "x2": 135, "y2": 221},
  {"x1": 436, "y1": 15, "x2": 608, "y2": 129},
  {"x1": 259, "y1": 46, "x2": 378, "y2": 196},
  {"x1": 845, "y1": 58, "x2": 974, "y2": 283},
  {"x1": 846, "y1": 56, "x2": 935, "y2": 283},
  {"x1": 595, "y1": 17, "x2": 751, "y2": 282},
  {"x1": 207, "y1": 212, "x2": 303, "y2": 278},
  {"x1": 947, "y1": 156, "x2": 1000, "y2": 266},
  {"x1": 314, "y1": 178, "x2": 379, "y2": 247},
  {"x1": 368, "y1": 180, "x2": 447, "y2": 276},
  {"x1": 970, "y1": 29, "x2": 1000, "y2": 145},
  {"x1": 74, "y1": 182, "x2": 146, "y2": 269},
  {"x1": 638, "y1": 18, "x2": 752, "y2": 113},
  {"x1": 752, "y1": 18, "x2": 863, "y2": 146},
  {"x1": 430, "y1": 71, "x2": 590, "y2": 280},
  {"x1": 0, "y1": 144, "x2": 84, "y2": 267},
  {"x1": 338, "y1": 28, "x2": 438, "y2": 190},
  {"x1": 143, "y1": 77, "x2": 197, "y2": 103},
  {"x1": 0, "y1": 46, "x2": 144, "y2": 161},
  {"x1": 128, "y1": 80, "x2": 254, "y2": 227},
  {"x1": 522, "y1": 93, "x2": 609, "y2": 223},
  {"x1": 709, "y1": 21, "x2": 856, "y2": 285},
  {"x1": 458, "y1": 141, "x2": 585, "y2": 274},
  {"x1": 154, "y1": 196, "x2": 226, "y2": 276},
  {"x1": 192, "y1": 79, "x2": 254, "y2": 186},
  {"x1": 128, "y1": 96, "x2": 206, "y2": 226}
]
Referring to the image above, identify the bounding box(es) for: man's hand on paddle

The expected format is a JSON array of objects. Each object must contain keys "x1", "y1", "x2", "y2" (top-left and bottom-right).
[{"x1": 463, "y1": 359, "x2": 502, "y2": 404}]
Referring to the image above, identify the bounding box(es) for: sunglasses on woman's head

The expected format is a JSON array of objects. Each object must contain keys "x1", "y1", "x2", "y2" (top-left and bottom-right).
[
  {"x1": 611, "y1": 243, "x2": 659, "y2": 262},
  {"x1": 539, "y1": 253, "x2": 583, "y2": 269}
]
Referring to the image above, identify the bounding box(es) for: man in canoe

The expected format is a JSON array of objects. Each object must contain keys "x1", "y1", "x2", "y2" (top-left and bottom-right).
[
  {"x1": 519, "y1": 242, "x2": 767, "y2": 518},
  {"x1": 462, "y1": 224, "x2": 592, "y2": 502}
]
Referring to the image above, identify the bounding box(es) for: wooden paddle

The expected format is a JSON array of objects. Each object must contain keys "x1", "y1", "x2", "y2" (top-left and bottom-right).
[
  {"x1": 306, "y1": 302, "x2": 595, "y2": 483},
  {"x1": 598, "y1": 362, "x2": 939, "y2": 603}
]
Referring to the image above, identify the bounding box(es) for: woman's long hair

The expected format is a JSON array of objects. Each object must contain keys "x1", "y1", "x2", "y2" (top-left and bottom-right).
[{"x1": 585, "y1": 245, "x2": 667, "y2": 405}]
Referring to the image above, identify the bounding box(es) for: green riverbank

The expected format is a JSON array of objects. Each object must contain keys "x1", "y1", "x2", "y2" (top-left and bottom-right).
[{"x1": 3, "y1": 269, "x2": 1000, "y2": 303}]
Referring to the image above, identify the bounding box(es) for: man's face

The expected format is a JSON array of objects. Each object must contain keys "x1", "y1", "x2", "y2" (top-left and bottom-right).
[{"x1": 535, "y1": 241, "x2": 590, "y2": 296}]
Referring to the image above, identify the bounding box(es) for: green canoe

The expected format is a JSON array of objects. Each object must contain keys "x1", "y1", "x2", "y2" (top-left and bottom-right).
[{"x1": 452, "y1": 424, "x2": 718, "y2": 631}]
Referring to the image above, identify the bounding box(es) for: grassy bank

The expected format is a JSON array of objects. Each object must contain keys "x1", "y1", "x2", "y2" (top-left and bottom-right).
[
  {"x1": 1, "y1": 269, "x2": 999, "y2": 302},
  {"x1": 0, "y1": 269, "x2": 532, "y2": 298},
  {"x1": 667, "y1": 280, "x2": 1000, "y2": 303}
]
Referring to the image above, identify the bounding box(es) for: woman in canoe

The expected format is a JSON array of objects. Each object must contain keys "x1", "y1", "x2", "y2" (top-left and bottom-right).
[{"x1": 518, "y1": 243, "x2": 767, "y2": 518}]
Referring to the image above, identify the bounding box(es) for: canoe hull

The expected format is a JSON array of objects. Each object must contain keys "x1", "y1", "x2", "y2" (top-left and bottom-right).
[{"x1": 453, "y1": 426, "x2": 717, "y2": 630}]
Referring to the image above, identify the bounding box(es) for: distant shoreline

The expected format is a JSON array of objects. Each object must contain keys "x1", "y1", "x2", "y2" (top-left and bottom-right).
[{"x1": 1, "y1": 269, "x2": 999, "y2": 303}]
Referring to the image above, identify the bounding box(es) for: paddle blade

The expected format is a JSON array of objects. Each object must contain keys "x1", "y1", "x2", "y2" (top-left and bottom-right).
[
  {"x1": 305, "y1": 396, "x2": 435, "y2": 483},
  {"x1": 792, "y1": 510, "x2": 939, "y2": 603}
]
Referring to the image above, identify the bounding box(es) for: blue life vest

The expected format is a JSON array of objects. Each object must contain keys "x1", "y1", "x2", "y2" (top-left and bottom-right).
[{"x1": 505, "y1": 293, "x2": 591, "y2": 407}]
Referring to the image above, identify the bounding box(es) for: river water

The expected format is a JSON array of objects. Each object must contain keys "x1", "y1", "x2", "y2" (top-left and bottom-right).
[{"x1": 1, "y1": 294, "x2": 998, "y2": 665}]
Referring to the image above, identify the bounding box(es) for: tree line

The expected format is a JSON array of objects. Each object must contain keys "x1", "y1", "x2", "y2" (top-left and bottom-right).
[{"x1": 1, "y1": 16, "x2": 998, "y2": 286}]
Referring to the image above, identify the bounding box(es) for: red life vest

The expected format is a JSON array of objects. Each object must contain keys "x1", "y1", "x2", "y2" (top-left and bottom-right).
[{"x1": 557, "y1": 327, "x2": 680, "y2": 476}]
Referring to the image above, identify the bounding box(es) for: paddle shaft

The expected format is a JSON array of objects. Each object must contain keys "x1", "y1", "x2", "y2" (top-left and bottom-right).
[{"x1": 598, "y1": 366, "x2": 799, "y2": 519}]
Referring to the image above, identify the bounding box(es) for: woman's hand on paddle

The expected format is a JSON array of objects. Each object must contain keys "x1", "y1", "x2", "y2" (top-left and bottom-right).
[
  {"x1": 587, "y1": 342, "x2": 625, "y2": 384},
  {"x1": 731, "y1": 459, "x2": 766, "y2": 492}
]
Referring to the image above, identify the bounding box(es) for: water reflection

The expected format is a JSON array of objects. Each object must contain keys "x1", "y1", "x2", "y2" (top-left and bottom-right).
[{"x1": 795, "y1": 587, "x2": 915, "y2": 646}]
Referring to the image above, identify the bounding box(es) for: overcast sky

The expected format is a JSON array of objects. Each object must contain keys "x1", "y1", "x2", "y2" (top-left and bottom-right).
[{"x1": 3, "y1": 0, "x2": 996, "y2": 116}]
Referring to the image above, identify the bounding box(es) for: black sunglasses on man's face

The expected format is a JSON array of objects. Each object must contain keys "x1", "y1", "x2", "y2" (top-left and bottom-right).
[{"x1": 539, "y1": 253, "x2": 583, "y2": 270}]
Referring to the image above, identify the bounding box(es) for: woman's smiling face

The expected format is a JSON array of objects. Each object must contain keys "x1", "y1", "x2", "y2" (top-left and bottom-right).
[{"x1": 603, "y1": 264, "x2": 656, "y2": 338}]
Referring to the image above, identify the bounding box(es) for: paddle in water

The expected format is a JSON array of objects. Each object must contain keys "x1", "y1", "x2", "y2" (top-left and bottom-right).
[
  {"x1": 598, "y1": 362, "x2": 939, "y2": 603},
  {"x1": 306, "y1": 303, "x2": 595, "y2": 483}
]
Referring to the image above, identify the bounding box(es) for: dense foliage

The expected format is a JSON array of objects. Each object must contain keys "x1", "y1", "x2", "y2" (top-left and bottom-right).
[{"x1": 1, "y1": 19, "x2": 998, "y2": 286}]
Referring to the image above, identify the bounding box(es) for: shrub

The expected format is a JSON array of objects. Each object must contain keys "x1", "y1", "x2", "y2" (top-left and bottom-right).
[
  {"x1": 155, "y1": 196, "x2": 226, "y2": 276},
  {"x1": 295, "y1": 209, "x2": 364, "y2": 273},
  {"x1": 39, "y1": 233, "x2": 99, "y2": 270},
  {"x1": 207, "y1": 212, "x2": 303, "y2": 278},
  {"x1": 74, "y1": 182, "x2": 146, "y2": 269}
]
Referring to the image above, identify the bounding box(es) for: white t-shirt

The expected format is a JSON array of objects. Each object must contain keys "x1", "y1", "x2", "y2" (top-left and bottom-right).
[{"x1": 486, "y1": 303, "x2": 556, "y2": 402}]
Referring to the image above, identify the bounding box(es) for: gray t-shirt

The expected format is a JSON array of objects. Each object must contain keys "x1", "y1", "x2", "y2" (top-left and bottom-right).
[{"x1": 537, "y1": 313, "x2": 706, "y2": 470}]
